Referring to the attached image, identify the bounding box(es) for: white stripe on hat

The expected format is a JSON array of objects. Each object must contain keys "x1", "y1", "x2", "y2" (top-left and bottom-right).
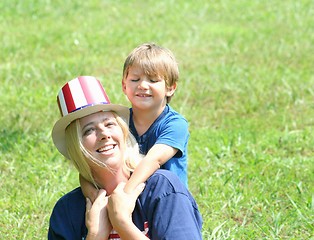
[
  {"x1": 58, "y1": 90, "x2": 68, "y2": 116},
  {"x1": 69, "y1": 78, "x2": 88, "y2": 109}
]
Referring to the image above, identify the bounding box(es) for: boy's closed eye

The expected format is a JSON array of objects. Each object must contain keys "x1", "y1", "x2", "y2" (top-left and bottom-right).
[{"x1": 149, "y1": 78, "x2": 159, "y2": 83}]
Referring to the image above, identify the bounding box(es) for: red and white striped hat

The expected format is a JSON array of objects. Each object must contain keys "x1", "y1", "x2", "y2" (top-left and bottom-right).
[{"x1": 52, "y1": 76, "x2": 129, "y2": 159}]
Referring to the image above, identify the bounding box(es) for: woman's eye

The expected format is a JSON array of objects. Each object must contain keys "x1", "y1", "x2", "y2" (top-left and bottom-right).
[
  {"x1": 83, "y1": 128, "x2": 94, "y2": 136},
  {"x1": 105, "y1": 121, "x2": 116, "y2": 127},
  {"x1": 131, "y1": 79, "x2": 139, "y2": 82}
]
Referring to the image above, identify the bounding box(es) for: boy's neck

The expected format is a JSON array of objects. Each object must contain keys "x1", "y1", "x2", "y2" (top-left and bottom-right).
[{"x1": 132, "y1": 105, "x2": 166, "y2": 136}]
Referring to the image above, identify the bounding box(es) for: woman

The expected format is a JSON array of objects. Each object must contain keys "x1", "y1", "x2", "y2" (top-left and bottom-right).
[{"x1": 48, "y1": 76, "x2": 203, "y2": 239}]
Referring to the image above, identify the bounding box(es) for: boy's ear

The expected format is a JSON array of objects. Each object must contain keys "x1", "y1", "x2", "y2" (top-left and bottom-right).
[
  {"x1": 122, "y1": 80, "x2": 127, "y2": 94},
  {"x1": 166, "y1": 82, "x2": 177, "y2": 97}
]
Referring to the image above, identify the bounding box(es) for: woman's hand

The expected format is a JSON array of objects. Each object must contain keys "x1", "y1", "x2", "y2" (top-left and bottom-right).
[
  {"x1": 85, "y1": 189, "x2": 112, "y2": 240},
  {"x1": 107, "y1": 182, "x2": 147, "y2": 239}
]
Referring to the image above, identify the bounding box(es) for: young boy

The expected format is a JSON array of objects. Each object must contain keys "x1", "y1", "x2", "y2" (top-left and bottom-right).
[
  {"x1": 80, "y1": 43, "x2": 189, "y2": 197},
  {"x1": 122, "y1": 43, "x2": 189, "y2": 192}
]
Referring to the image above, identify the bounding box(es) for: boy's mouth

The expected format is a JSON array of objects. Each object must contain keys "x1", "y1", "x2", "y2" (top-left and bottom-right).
[{"x1": 136, "y1": 93, "x2": 152, "y2": 97}]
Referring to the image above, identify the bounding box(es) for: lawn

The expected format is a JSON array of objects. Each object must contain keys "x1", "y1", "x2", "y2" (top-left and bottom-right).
[{"x1": 0, "y1": 0, "x2": 313, "y2": 239}]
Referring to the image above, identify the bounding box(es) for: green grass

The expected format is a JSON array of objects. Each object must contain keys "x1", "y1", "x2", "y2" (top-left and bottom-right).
[{"x1": 1, "y1": 0, "x2": 313, "y2": 239}]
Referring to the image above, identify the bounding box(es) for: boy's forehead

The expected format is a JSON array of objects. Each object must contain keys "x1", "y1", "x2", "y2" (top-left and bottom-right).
[
  {"x1": 128, "y1": 65, "x2": 142, "y2": 74},
  {"x1": 128, "y1": 63, "x2": 159, "y2": 77}
]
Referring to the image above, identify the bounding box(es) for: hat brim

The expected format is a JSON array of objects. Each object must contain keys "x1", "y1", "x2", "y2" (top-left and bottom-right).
[{"x1": 52, "y1": 104, "x2": 129, "y2": 159}]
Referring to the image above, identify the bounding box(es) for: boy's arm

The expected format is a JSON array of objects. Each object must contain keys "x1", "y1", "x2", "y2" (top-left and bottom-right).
[
  {"x1": 124, "y1": 143, "x2": 177, "y2": 193},
  {"x1": 79, "y1": 174, "x2": 99, "y2": 203}
]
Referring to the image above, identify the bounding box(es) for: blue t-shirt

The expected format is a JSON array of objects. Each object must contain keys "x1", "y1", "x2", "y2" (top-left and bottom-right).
[
  {"x1": 48, "y1": 170, "x2": 203, "y2": 240},
  {"x1": 129, "y1": 105, "x2": 189, "y2": 187}
]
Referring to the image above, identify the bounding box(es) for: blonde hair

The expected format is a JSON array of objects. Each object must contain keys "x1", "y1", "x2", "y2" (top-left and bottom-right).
[
  {"x1": 65, "y1": 112, "x2": 141, "y2": 188},
  {"x1": 122, "y1": 43, "x2": 179, "y2": 103}
]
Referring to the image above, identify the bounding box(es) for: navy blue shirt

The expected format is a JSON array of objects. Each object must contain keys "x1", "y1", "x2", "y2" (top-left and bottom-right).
[
  {"x1": 48, "y1": 170, "x2": 202, "y2": 240},
  {"x1": 129, "y1": 105, "x2": 189, "y2": 187}
]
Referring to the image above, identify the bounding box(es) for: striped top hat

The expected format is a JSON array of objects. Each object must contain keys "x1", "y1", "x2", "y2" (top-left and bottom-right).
[{"x1": 52, "y1": 76, "x2": 129, "y2": 159}]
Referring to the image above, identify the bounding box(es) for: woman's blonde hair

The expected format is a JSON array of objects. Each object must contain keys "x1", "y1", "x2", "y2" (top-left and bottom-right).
[{"x1": 65, "y1": 112, "x2": 141, "y2": 188}]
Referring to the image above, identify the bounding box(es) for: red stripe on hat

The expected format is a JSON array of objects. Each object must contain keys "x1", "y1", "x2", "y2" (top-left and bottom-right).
[
  {"x1": 96, "y1": 79, "x2": 110, "y2": 103},
  {"x1": 78, "y1": 76, "x2": 110, "y2": 104},
  {"x1": 62, "y1": 83, "x2": 76, "y2": 113},
  {"x1": 78, "y1": 76, "x2": 94, "y2": 104}
]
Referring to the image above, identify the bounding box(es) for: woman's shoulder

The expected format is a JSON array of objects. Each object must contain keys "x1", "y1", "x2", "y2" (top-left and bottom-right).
[
  {"x1": 136, "y1": 169, "x2": 203, "y2": 239},
  {"x1": 52, "y1": 187, "x2": 85, "y2": 211},
  {"x1": 144, "y1": 169, "x2": 189, "y2": 197},
  {"x1": 49, "y1": 187, "x2": 87, "y2": 239}
]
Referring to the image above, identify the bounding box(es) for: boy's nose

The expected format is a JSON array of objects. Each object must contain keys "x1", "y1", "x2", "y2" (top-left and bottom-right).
[{"x1": 138, "y1": 79, "x2": 149, "y2": 89}]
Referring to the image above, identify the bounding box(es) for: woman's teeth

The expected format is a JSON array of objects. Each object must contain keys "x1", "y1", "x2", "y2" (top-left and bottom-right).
[{"x1": 97, "y1": 145, "x2": 115, "y2": 153}]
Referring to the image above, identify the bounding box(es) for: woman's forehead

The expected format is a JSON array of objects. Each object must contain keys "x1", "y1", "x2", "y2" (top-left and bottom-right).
[{"x1": 80, "y1": 111, "x2": 115, "y2": 124}]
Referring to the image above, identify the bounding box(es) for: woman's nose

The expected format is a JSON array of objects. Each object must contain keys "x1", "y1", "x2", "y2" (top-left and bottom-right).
[{"x1": 97, "y1": 126, "x2": 110, "y2": 140}]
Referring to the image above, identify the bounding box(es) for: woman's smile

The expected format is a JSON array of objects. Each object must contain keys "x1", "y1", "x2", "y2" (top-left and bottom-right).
[
  {"x1": 97, "y1": 144, "x2": 116, "y2": 153},
  {"x1": 96, "y1": 143, "x2": 117, "y2": 156}
]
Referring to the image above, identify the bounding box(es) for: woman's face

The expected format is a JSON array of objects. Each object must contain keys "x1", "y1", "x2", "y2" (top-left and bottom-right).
[{"x1": 79, "y1": 111, "x2": 125, "y2": 169}]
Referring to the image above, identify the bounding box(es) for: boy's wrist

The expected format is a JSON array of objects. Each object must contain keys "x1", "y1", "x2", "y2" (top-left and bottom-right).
[{"x1": 86, "y1": 232, "x2": 108, "y2": 240}]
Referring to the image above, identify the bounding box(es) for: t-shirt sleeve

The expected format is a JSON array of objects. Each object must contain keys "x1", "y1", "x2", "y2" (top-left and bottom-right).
[{"x1": 155, "y1": 115, "x2": 189, "y2": 157}]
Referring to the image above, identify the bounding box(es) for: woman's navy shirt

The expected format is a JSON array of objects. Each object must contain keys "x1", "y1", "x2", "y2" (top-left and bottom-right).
[{"x1": 48, "y1": 170, "x2": 202, "y2": 240}]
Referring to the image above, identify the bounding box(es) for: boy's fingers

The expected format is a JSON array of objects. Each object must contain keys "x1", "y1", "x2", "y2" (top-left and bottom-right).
[
  {"x1": 133, "y1": 183, "x2": 145, "y2": 198},
  {"x1": 96, "y1": 189, "x2": 107, "y2": 200},
  {"x1": 86, "y1": 198, "x2": 92, "y2": 211},
  {"x1": 88, "y1": 189, "x2": 107, "y2": 208},
  {"x1": 116, "y1": 182, "x2": 126, "y2": 191}
]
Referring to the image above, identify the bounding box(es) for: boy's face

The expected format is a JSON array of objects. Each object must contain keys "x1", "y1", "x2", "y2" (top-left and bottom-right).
[{"x1": 122, "y1": 65, "x2": 176, "y2": 111}]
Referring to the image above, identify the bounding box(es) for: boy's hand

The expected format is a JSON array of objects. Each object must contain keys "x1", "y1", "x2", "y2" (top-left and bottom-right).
[
  {"x1": 80, "y1": 174, "x2": 98, "y2": 203},
  {"x1": 108, "y1": 182, "x2": 145, "y2": 230},
  {"x1": 85, "y1": 189, "x2": 112, "y2": 240}
]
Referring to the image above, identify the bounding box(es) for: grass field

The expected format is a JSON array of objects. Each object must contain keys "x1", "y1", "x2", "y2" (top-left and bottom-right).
[{"x1": 1, "y1": 0, "x2": 313, "y2": 239}]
